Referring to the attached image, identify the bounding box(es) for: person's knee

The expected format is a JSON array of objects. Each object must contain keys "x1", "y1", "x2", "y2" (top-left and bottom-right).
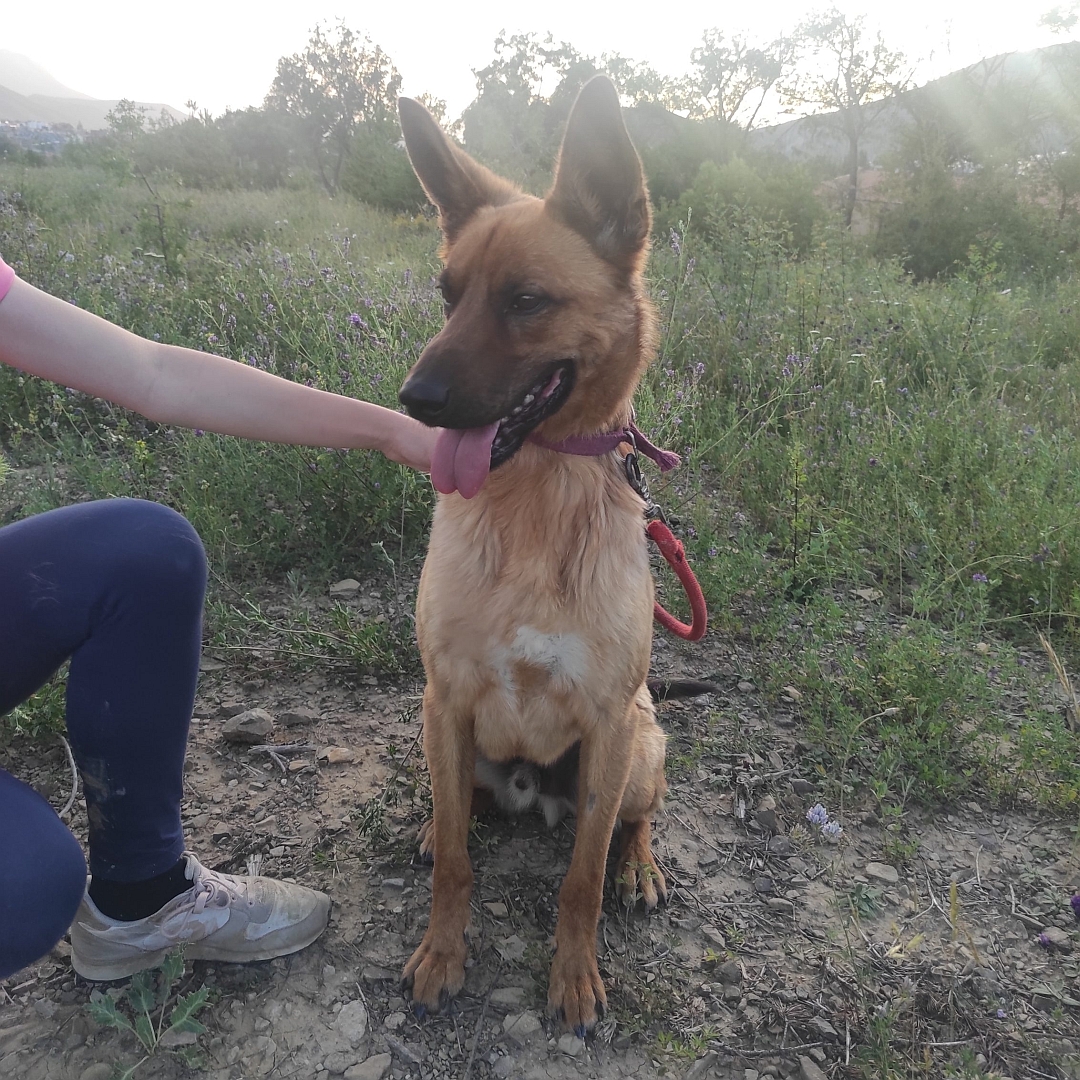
[
  {"x1": 0, "y1": 781, "x2": 86, "y2": 978},
  {"x1": 101, "y1": 500, "x2": 207, "y2": 607}
]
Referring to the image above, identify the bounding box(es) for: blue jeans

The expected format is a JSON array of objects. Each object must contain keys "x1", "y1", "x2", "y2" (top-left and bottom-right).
[{"x1": 0, "y1": 499, "x2": 206, "y2": 977}]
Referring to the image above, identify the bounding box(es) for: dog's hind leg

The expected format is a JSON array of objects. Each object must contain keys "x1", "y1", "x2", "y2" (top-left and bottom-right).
[
  {"x1": 615, "y1": 689, "x2": 668, "y2": 909},
  {"x1": 403, "y1": 687, "x2": 476, "y2": 1015},
  {"x1": 547, "y1": 704, "x2": 637, "y2": 1034}
]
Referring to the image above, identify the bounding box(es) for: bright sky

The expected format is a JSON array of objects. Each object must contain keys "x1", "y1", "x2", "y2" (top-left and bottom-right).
[{"x1": 3, "y1": 0, "x2": 1074, "y2": 120}]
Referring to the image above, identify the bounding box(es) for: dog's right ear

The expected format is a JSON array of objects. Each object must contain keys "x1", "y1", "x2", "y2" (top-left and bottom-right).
[{"x1": 398, "y1": 98, "x2": 518, "y2": 242}]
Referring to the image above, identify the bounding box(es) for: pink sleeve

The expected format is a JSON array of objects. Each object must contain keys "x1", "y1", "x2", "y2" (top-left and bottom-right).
[{"x1": 0, "y1": 253, "x2": 14, "y2": 305}]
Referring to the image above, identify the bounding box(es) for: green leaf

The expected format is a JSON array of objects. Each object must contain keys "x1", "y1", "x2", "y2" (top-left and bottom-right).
[
  {"x1": 128, "y1": 971, "x2": 156, "y2": 1016},
  {"x1": 133, "y1": 1010, "x2": 156, "y2": 1052},
  {"x1": 86, "y1": 991, "x2": 134, "y2": 1034},
  {"x1": 168, "y1": 987, "x2": 210, "y2": 1033},
  {"x1": 158, "y1": 948, "x2": 185, "y2": 998},
  {"x1": 172, "y1": 1045, "x2": 207, "y2": 1069}
]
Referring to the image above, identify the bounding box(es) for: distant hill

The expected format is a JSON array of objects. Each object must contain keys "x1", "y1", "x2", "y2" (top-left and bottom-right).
[
  {"x1": 0, "y1": 51, "x2": 183, "y2": 130},
  {"x1": 750, "y1": 40, "x2": 1080, "y2": 167},
  {"x1": 0, "y1": 49, "x2": 91, "y2": 99}
]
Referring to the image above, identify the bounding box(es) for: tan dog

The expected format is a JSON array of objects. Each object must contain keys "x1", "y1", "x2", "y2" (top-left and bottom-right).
[{"x1": 397, "y1": 76, "x2": 668, "y2": 1034}]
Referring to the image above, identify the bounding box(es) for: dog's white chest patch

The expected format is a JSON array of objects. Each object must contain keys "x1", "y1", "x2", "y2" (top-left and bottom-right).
[{"x1": 491, "y1": 627, "x2": 589, "y2": 692}]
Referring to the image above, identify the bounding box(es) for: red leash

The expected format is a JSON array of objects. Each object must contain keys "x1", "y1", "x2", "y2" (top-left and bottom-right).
[{"x1": 647, "y1": 519, "x2": 708, "y2": 642}]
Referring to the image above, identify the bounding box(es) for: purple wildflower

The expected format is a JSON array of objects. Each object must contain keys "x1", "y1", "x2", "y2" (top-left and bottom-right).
[
  {"x1": 1037, "y1": 932, "x2": 1052, "y2": 949},
  {"x1": 1071, "y1": 894, "x2": 1080, "y2": 922},
  {"x1": 194, "y1": 429, "x2": 204, "y2": 437},
  {"x1": 972, "y1": 572, "x2": 989, "y2": 584},
  {"x1": 806, "y1": 804, "x2": 829, "y2": 827},
  {"x1": 669, "y1": 229, "x2": 682, "y2": 257},
  {"x1": 822, "y1": 820, "x2": 843, "y2": 841}
]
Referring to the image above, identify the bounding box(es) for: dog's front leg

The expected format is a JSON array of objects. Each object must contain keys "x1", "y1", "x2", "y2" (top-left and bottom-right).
[
  {"x1": 403, "y1": 686, "x2": 475, "y2": 1014},
  {"x1": 547, "y1": 710, "x2": 634, "y2": 1034}
]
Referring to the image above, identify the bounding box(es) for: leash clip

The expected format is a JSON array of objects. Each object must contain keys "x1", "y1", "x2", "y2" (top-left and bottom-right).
[{"x1": 623, "y1": 432, "x2": 666, "y2": 523}]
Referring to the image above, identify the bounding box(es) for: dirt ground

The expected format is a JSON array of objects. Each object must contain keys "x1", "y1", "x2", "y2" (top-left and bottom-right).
[{"x1": 3, "y1": 580, "x2": 1080, "y2": 1080}]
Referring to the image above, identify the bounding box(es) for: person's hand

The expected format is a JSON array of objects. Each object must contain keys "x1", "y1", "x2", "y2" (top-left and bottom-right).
[{"x1": 385, "y1": 414, "x2": 440, "y2": 473}]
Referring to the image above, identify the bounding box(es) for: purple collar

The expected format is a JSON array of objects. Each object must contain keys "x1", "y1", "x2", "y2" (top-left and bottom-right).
[{"x1": 528, "y1": 421, "x2": 681, "y2": 472}]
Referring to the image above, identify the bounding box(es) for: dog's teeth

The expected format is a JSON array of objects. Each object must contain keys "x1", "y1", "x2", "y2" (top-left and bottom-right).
[
  {"x1": 512, "y1": 406, "x2": 522, "y2": 415},
  {"x1": 523, "y1": 394, "x2": 535, "y2": 405}
]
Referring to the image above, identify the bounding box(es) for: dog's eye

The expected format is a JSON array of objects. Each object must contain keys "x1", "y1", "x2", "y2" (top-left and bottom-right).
[{"x1": 509, "y1": 293, "x2": 546, "y2": 314}]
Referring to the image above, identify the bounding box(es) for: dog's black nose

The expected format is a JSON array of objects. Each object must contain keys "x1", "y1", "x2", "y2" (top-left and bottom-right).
[{"x1": 399, "y1": 376, "x2": 451, "y2": 423}]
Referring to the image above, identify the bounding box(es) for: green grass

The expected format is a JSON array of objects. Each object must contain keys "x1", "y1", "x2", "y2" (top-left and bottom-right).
[{"x1": 3, "y1": 163, "x2": 1080, "y2": 811}]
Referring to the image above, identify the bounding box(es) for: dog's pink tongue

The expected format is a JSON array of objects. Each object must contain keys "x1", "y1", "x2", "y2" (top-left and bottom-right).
[{"x1": 431, "y1": 423, "x2": 499, "y2": 499}]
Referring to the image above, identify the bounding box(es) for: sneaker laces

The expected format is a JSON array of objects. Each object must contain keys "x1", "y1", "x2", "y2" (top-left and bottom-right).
[{"x1": 81, "y1": 855, "x2": 241, "y2": 949}]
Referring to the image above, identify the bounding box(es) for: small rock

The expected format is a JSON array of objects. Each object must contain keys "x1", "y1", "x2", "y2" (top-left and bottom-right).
[
  {"x1": 381, "y1": 877, "x2": 406, "y2": 892},
  {"x1": 330, "y1": 578, "x2": 362, "y2": 598},
  {"x1": 754, "y1": 876, "x2": 775, "y2": 895},
  {"x1": 493, "y1": 1057, "x2": 515, "y2": 1079},
  {"x1": 557, "y1": 1033, "x2": 585, "y2": 1057},
  {"x1": 684, "y1": 1052, "x2": 718, "y2": 1080},
  {"x1": 1039, "y1": 926, "x2": 1073, "y2": 952},
  {"x1": 737, "y1": 680, "x2": 755, "y2": 693},
  {"x1": 485, "y1": 901, "x2": 509, "y2": 918},
  {"x1": 324, "y1": 1051, "x2": 358, "y2": 1074},
  {"x1": 702, "y1": 926, "x2": 726, "y2": 949},
  {"x1": 502, "y1": 1011, "x2": 542, "y2": 1045},
  {"x1": 319, "y1": 746, "x2": 356, "y2": 764},
  {"x1": 384, "y1": 1011, "x2": 406, "y2": 1031},
  {"x1": 218, "y1": 700, "x2": 247, "y2": 718},
  {"x1": 865, "y1": 862, "x2": 899, "y2": 885},
  {"x1": 767, "y1": 897, "x2": 795, "y2": 914},
  {"x1": 385, "y1": 1034, "x2": 422, "y2": 1065},
  {"x1": 344, "y1": 1053, "x2": 392, "y2": 1080},
  {"x1": 790, "y1": 778, "x2": 816, "y2": 795},
  {"x1": 809, "y1": 1017, "x2": 839, "y2": 1040},
  {"x1": 362, "y1": 965, "x2": 397, "y2": 983},
  {"x1": 281, "y1": 708, "x2": 320, "y2": 727},
  {"x1": 768, "y1": 836, "x2": 793, "y2": 856},
  {"x1": 334, "y1": 999, "x2": 369, "y2": 1047},
  {"x1": 222, "y1": 708, "x2": 275, "y2": 745},
  {"x1": 723, "y1": 984, "x2": 742, "y2": 1002},
  {"x1": 799, "y1": 1056, "x2": 828, "y2": 1080},
  {"x1": 718, "y1": 960, "x2": 743, "y2": 985},
  {"x1": 491, "y1": 987, "x2": 526, "y2": 1008},
  {"x1": 745, "y1": 1071, "x2": 760, "y2": 1080},
  {"x1": 80, "y1": 1066, "x2": 114, "y2": 1080},
  {"x1": 158, "y1": 1028, "x2": 199, "y2": 1048},
  {"x1": 1032, "y1": 992, "x2": 1058, "y2": 1013},
  {"x1": 755, "y1": 796, "x2": 779, "y2": 834},
  {"x1": 497, "y1": 935, "x2": 527, "y2": 962}
]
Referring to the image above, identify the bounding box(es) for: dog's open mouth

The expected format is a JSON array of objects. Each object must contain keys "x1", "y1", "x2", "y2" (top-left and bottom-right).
[{"x1": 430, "y1": 361, "x2": 575, "y2": 499}]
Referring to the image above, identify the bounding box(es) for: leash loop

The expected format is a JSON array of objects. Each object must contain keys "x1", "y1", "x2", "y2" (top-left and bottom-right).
[{"x1": 648, "y1": 519, "x2": 708, "y2": 641}]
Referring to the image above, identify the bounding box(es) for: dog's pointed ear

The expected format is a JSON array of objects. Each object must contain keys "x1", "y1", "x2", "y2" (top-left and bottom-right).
[
  {"x1": 398, "y1": 97, "x2": 518, "y2": 242},
  {"x1": 547, "y1": 76, "x2": 651, "y2": 270}
]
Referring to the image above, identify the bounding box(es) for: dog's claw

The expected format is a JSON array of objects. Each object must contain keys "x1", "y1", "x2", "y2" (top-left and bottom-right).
[
  {"x1": 413, "y1": 1002, "x2": 427, "y2": 1020},
  {"x1": 574, "y1": 1024, "x2": 587, "y2": 1039}
]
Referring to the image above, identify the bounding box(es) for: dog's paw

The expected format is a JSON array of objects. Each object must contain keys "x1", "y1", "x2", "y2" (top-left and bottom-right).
[
  {"x1": 416, "y1": 819, "x2": 435, "y2": 863},
  {"x1": 548, "y1": 950, "x2": 606, "y2": 1033},
  {"x1": 615, "y1": 853, "x2": 667, "y2": 910},
  {"x1": 402, "y1": 933, "x2": 466, "y2": 1015}
]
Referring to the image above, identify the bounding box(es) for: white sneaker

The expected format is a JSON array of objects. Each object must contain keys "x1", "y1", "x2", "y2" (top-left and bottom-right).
[{"x1": 70, "y1": 853, "x2": 331, "y2": 980}]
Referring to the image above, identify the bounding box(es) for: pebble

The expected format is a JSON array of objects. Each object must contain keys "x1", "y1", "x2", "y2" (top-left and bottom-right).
[
  {"x1": 790, "y1": 778, "x2": 816, "y2": 795},
  {"x1": 485, "y1": 901, "x2": 509, "y2": 918},
  {"x1": 80, "y1": 1066, "x2": 114, "y2": 1080},
  {"x1": 865, "y1": 861, "x2": 900, "y2": 884},
  {"x1": 502, "y1": 1011, "x2": 542, "y2": 1045},
  {"x1": 334, "y1": 999, "x2": 369, "y2": 1047},
  {"x1": 799, "y1": 1056, "x2": 828, "y2": 1080},
  {"x1": 281, "y1": 708, "x2": 320, "y2": 727},
  {"x1": 344, "y1": 1053, "x2": 392, "y2": 1080},
  {"x1": 718, "y1": 960, "x2": 743, "y2": 985},
  {"x1": 330, "y1": 578, "x2": 361, "y2": 598},
  {"x1": 491, "y1": 987, "x2": 526, "y2": 1008},
  {"x1": 684, "y1": 1052, "x2": 718, "y2": 1080},
  {"x1": 1039, "y1": 926, "x2": 1073, "y2": 953},
  {"x1": 384, "y1": 1011, "x2": 406, "y2": 1031},
  {"x1": 222, "y1": 708, "x2": 275, "y2": 745},
  {"x1": 556, "y1": 1033, "x2": 584, "y2": 1057},
  {"x1": 493, "y1": 1057, "x2": 515, "y2": 1079}
]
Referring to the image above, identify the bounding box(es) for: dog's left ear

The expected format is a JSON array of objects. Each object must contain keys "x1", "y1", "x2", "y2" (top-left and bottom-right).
[{"x1": 547, "y1": 76, "x2": 651, "y2": 271}]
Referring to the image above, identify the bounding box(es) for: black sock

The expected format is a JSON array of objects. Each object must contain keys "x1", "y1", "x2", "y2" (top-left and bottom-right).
[{"x1": 88, "y1": 857, "x2": 192, "y2": 922}]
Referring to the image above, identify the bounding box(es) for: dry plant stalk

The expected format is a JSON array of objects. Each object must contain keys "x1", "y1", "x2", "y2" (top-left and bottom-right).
[{"x1": 1038, "y1": 631, "x2": 1079, "y2": 730}]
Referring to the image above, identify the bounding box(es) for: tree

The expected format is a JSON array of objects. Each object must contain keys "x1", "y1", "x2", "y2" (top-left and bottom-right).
[
  {"x1": 266, "y1": 24, "x2": 402, "y2": 194},
  {"x1": 781, "y1": 9, "x2": 911, "y2": 227},
  {"x1": 105, "y1": 99, "x2": 148, "y2": 144},
  {"x1": 688, "y1": 30, "x2": 793, "y2": 129}
]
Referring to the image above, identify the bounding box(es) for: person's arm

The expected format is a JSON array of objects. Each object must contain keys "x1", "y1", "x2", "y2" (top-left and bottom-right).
[{"x1": 0, "y1": 273, "x2": 436, "y2": 471}]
